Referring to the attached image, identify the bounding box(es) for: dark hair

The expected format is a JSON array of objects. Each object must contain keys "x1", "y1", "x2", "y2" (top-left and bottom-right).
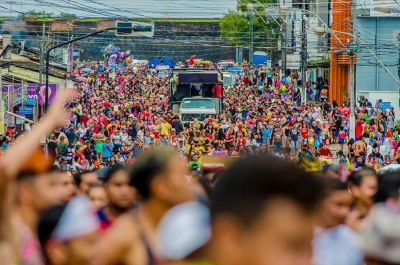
[
  {"x1": 211, "y1": 156, "x2": 324, "y2": 225},
  {"x1": 87, "y1": 182, "x2": 104, "y2": 196},
  {"x1": 17, "y1": 166, "x2": 62, "y2": 183},
  {"x1": 129, "y1": 147, "x2": 177, "y2": 200},
  {"x1": 103, "y1": 164, "x2": 127, "y2": 184},
  {"x1": 37, "y1": 204, "x2": 67, "y2": 261},
  {"x1": 73, "y1": 169, "x2": 97, "y2": 187},
  {"x1": 322, "y1": 178, "x2": 348, "y2": 198},
  {"x1": 375, "y1": 171, "x2": 400, "y2": 203},
  {"x1": 347, "y1": 168, "x2": 377, "y2": 187}
]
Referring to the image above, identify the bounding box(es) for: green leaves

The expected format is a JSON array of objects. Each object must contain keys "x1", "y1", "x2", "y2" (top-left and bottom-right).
[{"x1": 219, "y1": 9, "x2": 279, "y2": 48}]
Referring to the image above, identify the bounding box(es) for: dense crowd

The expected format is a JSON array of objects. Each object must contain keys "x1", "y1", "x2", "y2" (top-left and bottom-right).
[
  {"x1": 36, "y1": 61, "x2": 398, "y2": 174},
  {"x1": 1, "y1": 60, "x2": 400, "y2": 265}
]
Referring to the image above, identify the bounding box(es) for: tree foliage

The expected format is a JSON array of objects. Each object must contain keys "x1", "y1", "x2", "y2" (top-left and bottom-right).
[
  {"x1": 60, "y1": 12, "x2": 77, "y2": 18},
  {"x1": 237, "y1": 0, "x2": 276, "y2": 12},
  {"x1": 22, "y1": 10, "x2": 54, "y2": 18},
  {"x1": 220, "y1": 11, "x2": 249, "y2": 45},
  {"x1": 220, "y1": 9, "x2": 279, "y2": 49}
]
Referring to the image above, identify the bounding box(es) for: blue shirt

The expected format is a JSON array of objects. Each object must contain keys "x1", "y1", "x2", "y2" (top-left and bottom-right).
[
  {"x1": 241, "y1": 110, "x2": 249, "y2": 119},
  {"x1": 102, "y1": 143, "x2": 113, "y2": 159},
  {"x1": 313, "y1": 225, "x2": 363, "y2": 265},
  {"x1": 261, "y1": 129, "x2": 270, "y2": 143}
]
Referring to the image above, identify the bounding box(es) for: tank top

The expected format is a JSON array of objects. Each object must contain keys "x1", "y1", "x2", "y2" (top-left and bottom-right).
[{"x1": 132, "y1": 211, "x2": 156, "y2": 265}]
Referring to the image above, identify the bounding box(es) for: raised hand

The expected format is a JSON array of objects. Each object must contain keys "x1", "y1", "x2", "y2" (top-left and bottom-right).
[{"x1": 44, "y1": 84, "x2": 78, "y2": 127}]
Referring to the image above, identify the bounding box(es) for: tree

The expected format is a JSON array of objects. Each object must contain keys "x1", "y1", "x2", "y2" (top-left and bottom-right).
[
  {"x1": 237, "y1": 0, "x2": 276, "y2": 12},
  {"x1": 60, "y1": 12, "x2": 77, "y2": 18},
  {"x1": 220, "y1": 9, "x2": 279, "y2": 49},
  {"x1": 21, "y1": 10, "x2": 54, "y2": 18},
  {"x1": 220, "y1": 11, "x2": 249, "y2": 46}
]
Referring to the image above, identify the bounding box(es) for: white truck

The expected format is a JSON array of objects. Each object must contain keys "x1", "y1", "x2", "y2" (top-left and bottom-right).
[{"x1": 179, "y1": 98, "x2": 217, "y2": 123}]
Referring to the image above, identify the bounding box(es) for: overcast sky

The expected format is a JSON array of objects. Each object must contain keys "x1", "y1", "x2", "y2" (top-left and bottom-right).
[{"x1": 0, "y1": 0, "x2": 237, "y2": 18}]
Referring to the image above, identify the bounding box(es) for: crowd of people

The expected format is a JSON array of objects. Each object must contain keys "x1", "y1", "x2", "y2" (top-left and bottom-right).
[
  {"x1": 2, "y1": 61, "x2": 389, "y2": 175},
  {"x1": 1, "y1": 59, "x2": 400, "y2": 265}
]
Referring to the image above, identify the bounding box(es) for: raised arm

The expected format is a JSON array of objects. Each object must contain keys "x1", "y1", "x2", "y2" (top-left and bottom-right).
[{"x1": 0, "y1": 87, "x2": 76, "y2": 179}]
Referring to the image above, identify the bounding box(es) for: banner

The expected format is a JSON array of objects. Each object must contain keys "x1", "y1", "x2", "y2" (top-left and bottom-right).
[{"x1": 2, "y1": 84, "x2": 57, "y2": 106}]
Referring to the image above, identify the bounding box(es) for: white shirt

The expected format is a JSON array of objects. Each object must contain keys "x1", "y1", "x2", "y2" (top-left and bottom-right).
[{"x1": 313, "y1": 225, "x2": 363, "y2": 265}]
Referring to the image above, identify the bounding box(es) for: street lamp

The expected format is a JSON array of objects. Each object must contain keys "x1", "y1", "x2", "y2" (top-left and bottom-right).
[
  {"x1": 44, "y1": 27, "x2": 116, "y2": 110},
  {"x1": 44, "y1": 25, "x2": 142, "y2": 110}
]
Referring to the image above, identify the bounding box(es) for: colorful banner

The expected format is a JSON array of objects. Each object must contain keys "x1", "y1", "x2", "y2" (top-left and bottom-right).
[
  {"x1": 2, "y1": 84, "x2": 57, "y2": 106},
  {"x1": 0, "y1": 101, "x2": 4, "y2": 135}
]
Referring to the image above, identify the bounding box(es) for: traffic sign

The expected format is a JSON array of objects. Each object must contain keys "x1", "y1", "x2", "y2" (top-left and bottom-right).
[
  {"x1": 18, "y1": 107, "x2": 33, "y2": 115},
  {"x1": 25, "y1": 98, "x2": 37, "y2": 106},
  {"x1": 115, "y1": 21, "x2": 154, "y2": 37},
  {"x1": 378, "y1": 101, "x2": 391, "y2": 109}
]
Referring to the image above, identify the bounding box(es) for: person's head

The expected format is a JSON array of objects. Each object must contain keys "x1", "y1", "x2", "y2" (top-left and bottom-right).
[
  {"x1": 347, "y1": 168, "x2": 378, "y2": 202},
  {"x1": 17, "y1": 168, "x2": 66, "y2": 213},
  {"x1": 59, "y1": 172, "x2": 76, "y2": 203},
  {"x1": 129, "y1": 147, "x2": 194, "y2": 206},
  {"x1": 103, "y1": 165, "x2": 135, "y2": 211},
  {"x1": 87, "y1": 183, "x2": 108, "y2": 209},
  {"x1": 315, "y1": 178, "x2": 352, "y2": 229},
  {"x1": 374, "y1": 171, "x2": 400, "y2": 207},
  {"x1": 37, "y1": 197, "x2": 100, "y2": 265},
  {"x1": 74, "y1": 170, "x2": 99, "y2": 194},
  {"x1": 192, "y1": 154, "x2": 199, "y2": 162},
  {"x1": 209, "y1": 156, "x2": 324, "y2": 265}
]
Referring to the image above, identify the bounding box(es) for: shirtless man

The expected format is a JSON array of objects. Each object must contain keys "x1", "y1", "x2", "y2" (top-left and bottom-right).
[{"x1": 95, "y1": 147, "x2": 194, "y2": 265}]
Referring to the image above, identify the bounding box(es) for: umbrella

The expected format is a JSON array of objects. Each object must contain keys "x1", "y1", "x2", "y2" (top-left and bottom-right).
[
  {"x1": 82, "y1": 68, "x2": 93, "y2": 73},
  {"x1": 75, "y1": 76, "x2": 87, "y2": 82}
]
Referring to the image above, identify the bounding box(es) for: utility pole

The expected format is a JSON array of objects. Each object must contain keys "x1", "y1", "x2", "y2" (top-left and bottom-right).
[
  {"x1": 301, "y1": 15, "x2": 307, "y2": 105},
  {"x1": 280, "y1": 18, "x2": 287, "y2": 77},
  {"x1": 348, "y1": 0, "x2": 356, "y2": 140},
  {"x1": 39, "y1": 23, "x2": 45, "y2": 84},
  {"x1": 248, "y1": 2, "x2": 254, "y2": 64}
]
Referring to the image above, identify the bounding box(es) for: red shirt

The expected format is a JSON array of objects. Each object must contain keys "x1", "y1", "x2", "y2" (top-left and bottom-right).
[
  {"x1": 300, "y1": 128, "x2": 308, "y2": 139},
  {"x1": 355, "y1": 121, "x2": 363, "y2": 139},
  {"x1": 80, "y1": 115, "x2": 89, "y2": 126},
  {"x1": 236, "y1": 137, "x2": 246, "y2": 149},
  {"x1": 319, "y1": 148, "x2": 333, "y2": 157},
  {"x1": 214, "y1": 84, "x2": 222, "y2": 97}
]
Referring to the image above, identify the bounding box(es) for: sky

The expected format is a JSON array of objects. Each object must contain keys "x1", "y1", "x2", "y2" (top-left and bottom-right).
[{"x1": 0, "y1": 0, "x2": 238, "y2": 18}]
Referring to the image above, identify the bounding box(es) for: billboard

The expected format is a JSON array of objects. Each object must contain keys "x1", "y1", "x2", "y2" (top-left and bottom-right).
[{"x1": 2, "y1": 84, "x2": 57, "y2": 106}]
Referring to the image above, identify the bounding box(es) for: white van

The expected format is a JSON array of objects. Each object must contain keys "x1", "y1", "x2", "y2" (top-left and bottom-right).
[{"x1": 179, "y1": 98, "x2": 217, "y2": 123}]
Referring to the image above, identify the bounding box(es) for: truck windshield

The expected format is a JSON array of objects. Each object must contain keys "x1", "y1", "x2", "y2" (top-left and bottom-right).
[{"x1": 182, "y1": 99, "x2": 214, "y2": 109}]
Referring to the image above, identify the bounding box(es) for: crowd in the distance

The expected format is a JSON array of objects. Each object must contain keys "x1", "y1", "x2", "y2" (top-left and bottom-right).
[{"x1": 11, "y1": 61, "x2": 388, "y2": 176}]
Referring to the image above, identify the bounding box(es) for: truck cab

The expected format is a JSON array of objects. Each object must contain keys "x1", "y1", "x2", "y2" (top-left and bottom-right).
[{"x1": 179, "y1": 98, "x2": 217, "y2": 123}]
